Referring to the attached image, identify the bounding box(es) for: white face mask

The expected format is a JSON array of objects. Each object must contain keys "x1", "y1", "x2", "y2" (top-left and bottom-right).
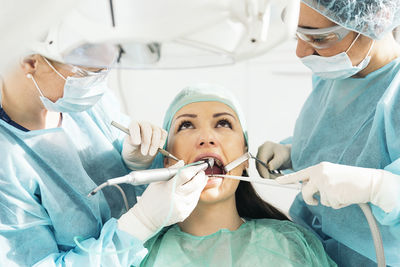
[
  {"x1": 28, "y1": 58, "x2": 108, "y2": 113},
  {"x1": 300, "y1": 33, "x2": 375, "y2": 80}
]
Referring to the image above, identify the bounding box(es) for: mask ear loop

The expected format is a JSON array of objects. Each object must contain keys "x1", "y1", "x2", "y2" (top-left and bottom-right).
[
  {"x1": 365, "y1": 39, "x2": 375, "y2": 58},
  {"x1": 345, "y1": 33, "x2": 375, "y2": 67},
  {"x1": 41, "y1": 56, "x2": 67, "y2": 81},
  {"x1": 345, "y1": 32, "x2": 361, "y2": 54},
  {"x1": 26, "y1": 73, "x2": 45, "y2": 97}
]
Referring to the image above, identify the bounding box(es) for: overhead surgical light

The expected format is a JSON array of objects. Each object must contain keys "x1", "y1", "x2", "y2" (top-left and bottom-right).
[{"x1": 32, "y1": 0, "x2": 299, "y2": 69}]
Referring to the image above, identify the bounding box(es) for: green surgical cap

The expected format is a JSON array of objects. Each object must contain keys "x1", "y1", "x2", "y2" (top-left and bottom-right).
[
  {"x1": 302, "y1": 0, "x2": 400, "y2": 40},
  {"x1": 152, "y1": 84, "x2": 248, "y2": 168}
]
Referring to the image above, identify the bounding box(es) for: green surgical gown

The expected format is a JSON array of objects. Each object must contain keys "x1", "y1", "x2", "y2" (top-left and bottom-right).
[{"x1": 140, "y1": 219, "x2": 336, "y2": 267}]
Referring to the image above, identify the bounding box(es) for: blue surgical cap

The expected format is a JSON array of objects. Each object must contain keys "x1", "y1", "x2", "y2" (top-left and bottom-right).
[
  {"x1": 152, "y1": 84, "x2": 248, "y2": 168},
  {"x1": 302, "y1": 0, "x2": 400, "y2": 39}
]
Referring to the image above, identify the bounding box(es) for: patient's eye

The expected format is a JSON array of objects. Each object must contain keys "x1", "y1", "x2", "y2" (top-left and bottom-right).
[
  {"x1": 216, "y1": 119, "x2": 232, "y2": 129},
  {"x1": 177, "y1": 120, "x2": 194, "y2": 131}
]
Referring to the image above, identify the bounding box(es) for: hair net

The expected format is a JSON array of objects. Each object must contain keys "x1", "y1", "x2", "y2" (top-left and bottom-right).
[
  {"x1": 152, "y1": 83, "x2": 248, "y2": 168},
  {"x1": 302, "y1": 0, "x2": 400, "y2": 39}
]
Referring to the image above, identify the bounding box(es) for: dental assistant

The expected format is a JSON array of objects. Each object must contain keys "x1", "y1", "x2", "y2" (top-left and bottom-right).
[
  {"x1": 257, "y1": 0, "x2": 400, "y2": 266},
  {"x1": 0, "y1": 51, "x2": 207, "y2": 265}
]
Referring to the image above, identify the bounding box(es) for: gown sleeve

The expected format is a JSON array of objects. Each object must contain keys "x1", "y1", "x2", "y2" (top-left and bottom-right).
[
  {"x1": 370, "y1": 81, "x2": 400, "y2": 227},
  {"x1": 32, "y1": 219, "x2": 148, "y2": 267},
  {"x1": 0, "y1": 151, "x2": 148, "y2": 267}
]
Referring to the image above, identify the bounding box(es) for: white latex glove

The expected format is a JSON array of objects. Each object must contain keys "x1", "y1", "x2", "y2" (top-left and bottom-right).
[
  {"x1": 276, "y1": 161, "x2": 399, "y2": 213},
  {"x1": 256, "y1": 141, "x2": 292, "y2": 178},
  {"x1": 118, "y1": 161, "x2": 208, "y2": 242},
  {"x1": 122, "y1": 121, "x2": 168, "y2": 170}
]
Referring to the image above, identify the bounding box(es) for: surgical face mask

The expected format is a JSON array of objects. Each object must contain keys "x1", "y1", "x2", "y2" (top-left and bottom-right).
[
  {"x1": 28, "y1": 57, "x2": 108, "y2": 113},
  {"x1": 300, "y1": 33, "x2": 375, "y2": 80}
]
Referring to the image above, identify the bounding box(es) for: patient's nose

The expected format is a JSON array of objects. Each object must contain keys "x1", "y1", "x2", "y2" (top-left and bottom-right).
[
  {"x1": 199, "y1": 140, "x2": 215, "y2": 146},
  {"x1": 198, "y1": 132, "x2": 217, "y2": 147}
]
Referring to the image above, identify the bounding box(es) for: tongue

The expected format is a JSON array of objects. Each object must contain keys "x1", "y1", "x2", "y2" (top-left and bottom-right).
[{"x1": 205, "y1": 165, "x2": 224, "y2": 175}]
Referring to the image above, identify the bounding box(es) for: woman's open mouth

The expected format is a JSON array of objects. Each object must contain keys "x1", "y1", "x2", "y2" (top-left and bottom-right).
[{"x1": 194, "y1": 154, "x2": 226, "y2": 176}]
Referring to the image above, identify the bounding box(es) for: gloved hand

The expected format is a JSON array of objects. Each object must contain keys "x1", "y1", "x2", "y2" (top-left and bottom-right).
[
  {"x1": 256, "y1": 141, "x2": 292, "y2": 178},
  {"x1": 118, "y1": 161, "x2": 208, "y2": 242},
  {"x1": 276, "y1": 161, "x2": 399, "y2": 213},
  {"x1": 122, "y1": 121, "x2": 168, "y2": 170}
]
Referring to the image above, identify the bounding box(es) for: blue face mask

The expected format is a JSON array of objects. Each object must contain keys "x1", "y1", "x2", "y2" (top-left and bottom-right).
[
  {"x1": 29, "y1": 58, "x2": 108, "y2": 113},
  {"x1": 300, "y1": 33, "x2": 375, "y2": 80}
]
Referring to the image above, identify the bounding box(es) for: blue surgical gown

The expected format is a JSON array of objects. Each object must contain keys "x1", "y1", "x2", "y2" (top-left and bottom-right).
[
  {"x1": 290, "y1": 57, "x2": 400, "y2": 266},
  {"x1": 0, "y1": 90, "x2": 147, "y2": 266}
]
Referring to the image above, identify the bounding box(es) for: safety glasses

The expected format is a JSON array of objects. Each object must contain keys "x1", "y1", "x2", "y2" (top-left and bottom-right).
[
  {"x1": 52, "y1": 60, "x2": 110, "y2": 78},
  {"x1": 43, "y1": 56, "x2": 110, "y2": 86},
  {"x1": 69, "y1": 65, "x2": 109, "y2": 78},
  {"x1": 296, "y1": 25, "x2": 351, "y2": 49}
]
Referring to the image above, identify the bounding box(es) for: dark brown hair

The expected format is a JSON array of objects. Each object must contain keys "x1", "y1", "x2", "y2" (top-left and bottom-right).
[{"x1": 235, "y1": 171, "x2": 288, "y2": 220}]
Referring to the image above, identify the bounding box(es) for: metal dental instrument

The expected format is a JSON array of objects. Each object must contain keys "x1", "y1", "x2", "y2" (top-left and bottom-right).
[
  {"x1": 209, "y1": 174, "x2": 301, "y2": 190},
  {"x1": 88, "y1": 159, "x2": 214, "y2": 197},
  {"x1": 224, "y1": 153, "x2": 251, "y2": 173},
  {"x1": 248, "y1": 152, "x2": 282, "y2": 175},
  {"x1": 111, "y1": 120, "x2": 180, "y2": 162},
  {"x1": 224, "y1": 152, "x2": 282, "y2": 175},
  {"x1": 220, "y1": 152, "x2": 298, "y2": 189}
]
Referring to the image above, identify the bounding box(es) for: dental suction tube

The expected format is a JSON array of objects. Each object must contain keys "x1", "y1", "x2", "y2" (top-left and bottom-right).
[{"x1": 358, "y1": 203, "x2": 385, "y2": 267}]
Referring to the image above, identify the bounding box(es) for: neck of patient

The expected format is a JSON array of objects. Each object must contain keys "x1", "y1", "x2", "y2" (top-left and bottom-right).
[{"x1": 178, "y1": 195, "x2": 243, "y2": 236}]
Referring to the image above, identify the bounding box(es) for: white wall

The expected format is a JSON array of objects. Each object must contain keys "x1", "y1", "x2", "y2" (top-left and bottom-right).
[{"x1": 108, "y1": 39, "x2": 312, "y2": 215}]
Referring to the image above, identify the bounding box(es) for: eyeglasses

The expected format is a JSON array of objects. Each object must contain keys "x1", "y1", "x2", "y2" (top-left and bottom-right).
[{"x1": 296, "y1": 25, "x2": 351, "y2": 49}]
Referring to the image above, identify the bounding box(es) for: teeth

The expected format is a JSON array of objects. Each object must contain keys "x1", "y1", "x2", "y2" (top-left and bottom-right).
[
  {"x1": 215, "y1": 159, "x2": 222, "y2": 166},
  {"x1": 201, "y1": 157, "x2": 222, "y2": 167},
  {"x1": 207, "y1": 158, "x2": 214, "y2": 168}
]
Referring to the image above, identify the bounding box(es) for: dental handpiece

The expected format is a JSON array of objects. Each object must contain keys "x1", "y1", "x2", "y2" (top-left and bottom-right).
[
  {"x1": 112, "y1": 160, "x2": 212, "y2": 185},
  {"x1": 88, "y1": 159, "x2": 213, "y2": 196}
]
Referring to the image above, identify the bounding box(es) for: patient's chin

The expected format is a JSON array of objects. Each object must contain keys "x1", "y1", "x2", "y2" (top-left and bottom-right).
[
  {"x1": 199, "y1": 182, "x2": 232, "y2": 203},
  {"x1": 199, "y1": 188, "x2": 224, "y2": 203}
]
